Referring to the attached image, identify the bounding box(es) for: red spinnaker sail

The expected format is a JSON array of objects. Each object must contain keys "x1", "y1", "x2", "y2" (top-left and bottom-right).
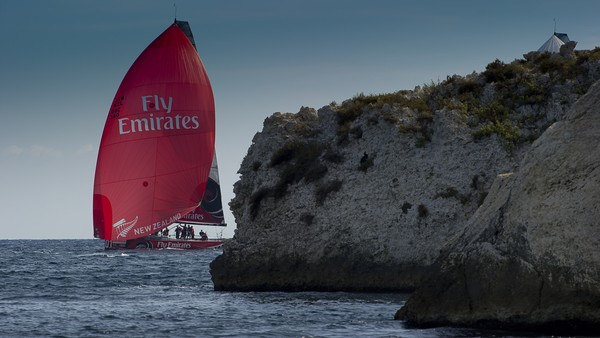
[{"x1": 93, "y1": 24, "x2": 215, "y2": 241}]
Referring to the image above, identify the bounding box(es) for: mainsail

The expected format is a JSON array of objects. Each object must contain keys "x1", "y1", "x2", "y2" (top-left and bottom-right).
[
  {"x1": 172, "y1": 20, "x2": 226, "y2": 227},
  {"x1": 93, "y1": 23, "x2": 215, "y2": 241},
  {"x1": 179, "y1": 153, "x2": 226, "y2": 226}
]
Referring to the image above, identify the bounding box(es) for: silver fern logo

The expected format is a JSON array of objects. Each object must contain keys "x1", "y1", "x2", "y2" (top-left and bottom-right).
[{"x1": 113, "y1": 216, "x2": 139, "y2": 239}]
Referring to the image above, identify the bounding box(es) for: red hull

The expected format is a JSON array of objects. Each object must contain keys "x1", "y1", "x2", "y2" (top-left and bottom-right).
[{"x1": 105, "y1": 237, "x2": 223, "y2": 250}]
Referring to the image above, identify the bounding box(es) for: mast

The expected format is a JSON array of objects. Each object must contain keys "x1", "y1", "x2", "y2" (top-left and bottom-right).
[{"x1": 173, "y1": 20, "x2": 227, "y2": 227}]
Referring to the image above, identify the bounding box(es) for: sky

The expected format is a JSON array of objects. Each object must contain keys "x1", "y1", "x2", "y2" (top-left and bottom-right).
[{"x1": 2, "y1": 0, "x2": 600, "y2": 240}]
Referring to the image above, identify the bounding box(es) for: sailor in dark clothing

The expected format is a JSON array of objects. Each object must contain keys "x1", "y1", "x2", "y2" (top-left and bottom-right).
[{"x1": 181, "y1": 225, "x2": 187, "y2": 239}]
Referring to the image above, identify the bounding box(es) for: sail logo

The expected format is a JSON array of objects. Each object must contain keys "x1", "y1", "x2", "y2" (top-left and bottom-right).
[
  {"x1": 182, "y1": 211, "x2": 204, "y2": 221},
  {"x1": 118, "y1": 95, "x2": 200, "y2": 135},
  {"x1": 130, "y1": 213, "x2": 182, "y2": 237},
  {"x1": 142, "y1": 95, "x2": 172, "y2": 113},
  {"x1": 113, "y1": 216, "x2": 139, "y2": 239}
]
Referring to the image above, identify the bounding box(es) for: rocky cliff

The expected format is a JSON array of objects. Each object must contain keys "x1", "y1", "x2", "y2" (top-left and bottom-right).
[
  {"x1": 211, "y1": 50, "x2": 600, "y2": 294},
  {"x1": 395, "y1": 80, "x2": 600, "y2": 334}
]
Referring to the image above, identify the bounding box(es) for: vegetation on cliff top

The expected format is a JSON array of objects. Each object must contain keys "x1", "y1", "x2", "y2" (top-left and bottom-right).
[
  {"x1": 247, "y1": 48, "x2": 600, "y2": 219},
  {"x1": 332, "y1": 48, "x2": 600, "y2": 149}
]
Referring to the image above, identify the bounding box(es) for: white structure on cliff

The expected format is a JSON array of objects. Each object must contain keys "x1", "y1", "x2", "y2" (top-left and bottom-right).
[{"x1": 538, "y1": 32, "x2": 571, "y2": 53}]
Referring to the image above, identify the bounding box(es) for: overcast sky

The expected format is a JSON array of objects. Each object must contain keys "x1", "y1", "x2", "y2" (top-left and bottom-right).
[{"x1": 2, "y1": 0, "x2": 600, "y2": 239}]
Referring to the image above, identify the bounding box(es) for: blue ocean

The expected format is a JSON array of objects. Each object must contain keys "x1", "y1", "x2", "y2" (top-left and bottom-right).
[{"x1": 0, "y1": 240, "x2": 544, "y2": 337}]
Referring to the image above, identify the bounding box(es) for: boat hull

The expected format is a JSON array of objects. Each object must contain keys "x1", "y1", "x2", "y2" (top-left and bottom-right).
[{"x1": 105, "y1": 237, "x2": 223, "y2": 250}]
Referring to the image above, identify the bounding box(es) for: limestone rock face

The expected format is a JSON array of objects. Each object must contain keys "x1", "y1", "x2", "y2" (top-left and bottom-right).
[
  {"x1": 211, "y1": 53, "x2": 600, "y2": 293},
  {"x1": 396, "y1": 82, "x2": 600, "y2": 333},
  {"x1": 211, "y1": 103, "x2": 521, "y2": 291}
]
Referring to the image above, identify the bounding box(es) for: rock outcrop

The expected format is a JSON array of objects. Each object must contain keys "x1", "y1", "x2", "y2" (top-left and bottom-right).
[
  {"x1": 395, "y1": 81, "x2": 600, "y2": 334},
  {"x1": 211, "y1": 51, "x2": 600, "y2": 295},
  {"x1": 211, "y1": 105, "x2": 517, "y2": 291}
]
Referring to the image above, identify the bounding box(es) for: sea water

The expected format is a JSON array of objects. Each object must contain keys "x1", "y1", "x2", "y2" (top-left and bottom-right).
[{"x1": 0, "y1": 240, "x2": 544, "y2": 337}]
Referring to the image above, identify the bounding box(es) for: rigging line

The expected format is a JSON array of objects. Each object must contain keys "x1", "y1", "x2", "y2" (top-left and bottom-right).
[{"x1": 174, "y1": 2, "x2": 177, "y2": 22}]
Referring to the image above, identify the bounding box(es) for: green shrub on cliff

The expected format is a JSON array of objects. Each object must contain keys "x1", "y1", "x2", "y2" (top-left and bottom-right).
[
  {"x1": 473, "y1": 119, "x2": 521, "y2": 149},
  {"x1": 271, "y1": 141, "x2": 323, "y2": 166},
  {"x1": 473, "y1": 101, "x2": 509, "y2": 123},
  {"x1": 457, "y1": 79, "x2": 484, "y2": 97},
  {"x1": 334, "y1": 91, "x2": 432, "y2": 144},
  {"x1": 535, "y1": 53, "x2": 579, "y2": 80},
  {"x1": 483, "y1": 59, "x2": 527, "y2": 83},
  {"x1": 267, "y1": 141, "x2": 330, "y2": 199},
  {"x1": 250, "y1": 141, "x2": 339, "y2": 218}
]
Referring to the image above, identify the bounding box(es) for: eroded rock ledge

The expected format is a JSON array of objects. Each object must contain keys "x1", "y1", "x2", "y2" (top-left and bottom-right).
[{"x1": 395, "y1": 81, "x2": 600, "y2": 334}]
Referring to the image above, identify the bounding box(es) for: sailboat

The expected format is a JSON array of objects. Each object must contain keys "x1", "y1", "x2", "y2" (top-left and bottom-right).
[{"x1": 93, "y1": 20, "x2": 225, "y2": 250}]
